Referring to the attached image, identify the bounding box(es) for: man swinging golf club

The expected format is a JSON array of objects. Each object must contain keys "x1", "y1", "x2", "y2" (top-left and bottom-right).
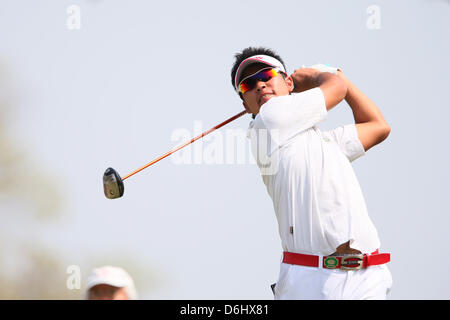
[{"x1": 231, "y1": 47, "x2": 392, "y2": 299}]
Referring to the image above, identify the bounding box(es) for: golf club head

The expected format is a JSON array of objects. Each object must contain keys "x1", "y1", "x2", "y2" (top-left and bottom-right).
[{"x1": 103, "y1": 167, "x2": 124, "y2": 199}]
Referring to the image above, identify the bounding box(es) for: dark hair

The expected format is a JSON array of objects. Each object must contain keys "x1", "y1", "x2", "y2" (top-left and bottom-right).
[{"x1": 230, "y1": 47, "x2": 287, "y2": 89}]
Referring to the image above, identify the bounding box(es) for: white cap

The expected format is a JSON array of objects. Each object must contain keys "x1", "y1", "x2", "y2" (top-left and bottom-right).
[
  {"x1": 234, "y1": 54, "x2": 286, "y2": 93},
  {"x1": 85, "y1": 266, "x2": 138, "y2": 300}
]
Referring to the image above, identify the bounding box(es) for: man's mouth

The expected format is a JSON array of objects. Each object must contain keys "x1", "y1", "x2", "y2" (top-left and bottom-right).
[{"x1": 259, "y1": 93, "x2": 275, "y2": 105}]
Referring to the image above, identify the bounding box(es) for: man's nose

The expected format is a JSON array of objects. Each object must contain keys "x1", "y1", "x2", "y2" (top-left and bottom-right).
[{"x1": 255, "y1": 80, "x2": 266, "y2": 91}]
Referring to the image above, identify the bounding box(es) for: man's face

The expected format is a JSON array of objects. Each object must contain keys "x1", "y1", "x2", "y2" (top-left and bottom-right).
[
  {"x1": 240, "y1": 63, "x2": 294, "y2": 116},
  {"x1": 88, "y1": 284, "x2": 129, "y2": 300}
]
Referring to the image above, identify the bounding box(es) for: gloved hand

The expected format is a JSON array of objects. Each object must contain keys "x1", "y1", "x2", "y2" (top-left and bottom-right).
[{"x1": 301, "y1": 64, "x2": 340, "y2": 75}]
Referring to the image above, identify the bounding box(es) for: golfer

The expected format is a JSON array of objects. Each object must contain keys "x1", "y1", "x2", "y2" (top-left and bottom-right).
[{"x1": 231, "y1": 47, "x2": 392, "y2": 299}]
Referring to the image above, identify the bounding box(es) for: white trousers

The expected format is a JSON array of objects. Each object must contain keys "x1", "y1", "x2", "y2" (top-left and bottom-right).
[{"x1": 273, "y1": 262, "x2": 393, "y2": 300}]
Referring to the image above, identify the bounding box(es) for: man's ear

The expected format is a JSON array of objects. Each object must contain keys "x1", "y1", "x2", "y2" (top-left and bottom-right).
[{"x1": 285, "y1": 75, "x2": 295, "y2": 93}]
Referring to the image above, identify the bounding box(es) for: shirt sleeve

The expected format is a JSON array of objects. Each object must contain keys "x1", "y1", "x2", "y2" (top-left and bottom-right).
[
  {"x1": 322, "y1": 124, "x2": 366, "y2": 162},
  {"x1": 256, "y1": 87, "x2": 327, "y2": 149}
]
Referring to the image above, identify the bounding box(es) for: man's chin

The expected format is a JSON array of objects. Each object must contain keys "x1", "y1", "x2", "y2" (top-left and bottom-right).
[{"x1": 259, "y1": 95, "x2": 275, "y2": 106}]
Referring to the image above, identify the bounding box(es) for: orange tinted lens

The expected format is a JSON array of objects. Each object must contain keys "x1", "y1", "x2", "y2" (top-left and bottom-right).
[{"x1": 239, "y1": 81, "x2": 252, "y2": 94}]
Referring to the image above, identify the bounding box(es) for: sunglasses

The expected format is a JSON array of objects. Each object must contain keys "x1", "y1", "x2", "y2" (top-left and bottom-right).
[{"x1": 238, "y1": 67, "x2": 282, "y2": 94}]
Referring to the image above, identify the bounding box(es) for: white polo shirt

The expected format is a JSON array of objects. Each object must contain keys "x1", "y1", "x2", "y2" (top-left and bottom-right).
[{"x1": 247, "y1": 88, "x2": 381, "y2": 256}]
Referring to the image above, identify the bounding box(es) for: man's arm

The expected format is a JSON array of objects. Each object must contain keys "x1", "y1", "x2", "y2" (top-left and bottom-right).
[
  {"x1": 290, "y1": 68, "x2": 347, "y2": 111},
  {"x1": 337, "y1": 70, "x2": 391, "y2": 152}
]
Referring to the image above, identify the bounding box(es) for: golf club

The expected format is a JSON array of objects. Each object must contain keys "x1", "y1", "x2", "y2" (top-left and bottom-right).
[{"x1": 103, "y1": 110, "x2": 247, "y2": 199}]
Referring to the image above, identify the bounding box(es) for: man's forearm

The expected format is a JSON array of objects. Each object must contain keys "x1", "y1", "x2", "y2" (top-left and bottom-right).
[
  {"x1": 292, "y1": 69, "x2": 341, "y2": 93},
  {"x1": 337, "y1": 71, "x2": 388, "y2": 125},
  {"x1": 337, "y1": 70, "x2": 390, "y2": 151}
]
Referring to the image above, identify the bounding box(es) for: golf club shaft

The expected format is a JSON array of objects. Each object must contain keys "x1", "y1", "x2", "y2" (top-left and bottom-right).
[{"x1": 121, "y1": 110, "x2": 247, "y2": 181}]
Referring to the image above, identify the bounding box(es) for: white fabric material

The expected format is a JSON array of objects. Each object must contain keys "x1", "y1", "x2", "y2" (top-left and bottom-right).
[
  {"x1": 274, "y1": 263, "x2": 393, "y2": 300},
  {"x1": 247, "y1": 87, "x2": 381, "y2": 256},
  {"x1": 248, "y1": 88, "x2": 328, "y2": 157}
]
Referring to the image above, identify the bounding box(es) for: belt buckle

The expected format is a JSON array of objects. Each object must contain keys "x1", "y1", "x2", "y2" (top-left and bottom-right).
[{"x1": 340, "y1": 254, "x2": 364, "y2": 270}]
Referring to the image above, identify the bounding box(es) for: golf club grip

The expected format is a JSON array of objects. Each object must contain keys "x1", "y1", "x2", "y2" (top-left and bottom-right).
[{"x1": 121, "y1": 110, "x2": 247, "y2": 180}]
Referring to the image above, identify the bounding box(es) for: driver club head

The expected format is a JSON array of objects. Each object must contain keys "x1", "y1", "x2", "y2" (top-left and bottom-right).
[{"x1": 103, "y1": 167, "x2": 124, "y2": 199}]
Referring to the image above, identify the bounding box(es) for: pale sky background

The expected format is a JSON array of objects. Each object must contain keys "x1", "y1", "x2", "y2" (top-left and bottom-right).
[{"x1": 1, "y1": 0, "x2": 449, "y2": 299}]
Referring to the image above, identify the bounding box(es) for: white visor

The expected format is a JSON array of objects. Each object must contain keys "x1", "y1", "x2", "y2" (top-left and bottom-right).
[{"x1": 234, "y1": 54, "x2": 286, "y2": 93}]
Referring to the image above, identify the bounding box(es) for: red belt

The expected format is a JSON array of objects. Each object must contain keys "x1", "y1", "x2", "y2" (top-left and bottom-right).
[{"x1": 282, "y1": 250, "x2": 390, "y2": 271}]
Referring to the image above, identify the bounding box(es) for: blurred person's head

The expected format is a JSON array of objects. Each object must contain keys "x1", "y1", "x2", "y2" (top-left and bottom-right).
[{"x1": 85, "y1": 266, "x2": 137, "y2": 300}]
